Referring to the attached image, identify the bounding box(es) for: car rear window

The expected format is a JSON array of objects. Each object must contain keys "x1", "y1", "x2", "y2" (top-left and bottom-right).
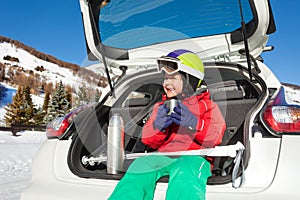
[{"x1": 99, "y1": 0, "x2": 254, "y2": 49}]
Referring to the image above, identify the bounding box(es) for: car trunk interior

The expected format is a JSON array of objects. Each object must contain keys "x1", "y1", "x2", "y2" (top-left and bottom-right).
[{"x1": 67, "y1": 64, "x2": 262, "y2": 185}]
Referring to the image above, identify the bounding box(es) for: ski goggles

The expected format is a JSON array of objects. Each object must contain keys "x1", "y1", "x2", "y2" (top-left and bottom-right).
[
  {"x1": 157, "y1": 56, "x2": 183, "y2": 74},
  {"x1": 157, "y1": 56, "x2": 205, "y2": 82}
]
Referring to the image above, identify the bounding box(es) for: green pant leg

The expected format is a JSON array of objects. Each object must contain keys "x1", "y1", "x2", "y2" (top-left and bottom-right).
[
  {"x1": 166, "y1": 156, "x2": 212, "y2": 200},
  {"x1": 108, "y1": 155, "x2": 174, "y2": 200}
]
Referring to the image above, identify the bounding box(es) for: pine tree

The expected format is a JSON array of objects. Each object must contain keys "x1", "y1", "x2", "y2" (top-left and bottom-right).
[
  {"x1": 43, "y1": 95, "x2": 56, "y2": 124},
  {"x1": 29, "y1": 91, "x2": 49, "y2": 125},
  {"x1": 42, "y1": 92, "x2": 50, "y2": 112},
  {"x1": 44, "y1": 81, "x2": 71, "y2": 123},
  {"x1": 33, "y1": 107, "x2": 46, "y2": 125},
  {"x1": 95, "y1": 89, "x2": 101, "y2": 102},
  {"x1": 4, "y1": 85, "x2": 36, "y2": 126},
  {"x1": 56, "y1": 81, "x2": 71, "y2": 116},
  {"x1": 23, "y1": 85, "x2": 34, "y2": 124},
  {"x1": 74, "y1": 84, "x2": 89, "y2": 107},
  {"x1": 4, "y1": 85, "x2": 26, "y2": 126},
  {"x1": 0, "y1": 64, "x2": 5, "y2": 82},
  {"x1": 66, "y1": 91, "x2": 72, "y2": 110}
]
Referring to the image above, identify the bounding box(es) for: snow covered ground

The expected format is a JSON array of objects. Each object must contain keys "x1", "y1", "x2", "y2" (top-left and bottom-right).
[
  {"x1": 0, "y1": 82, "x2": 46, "y2": 199},
  {"x1": 0, "y1": 131, "x2": 46, "y2": 200}
]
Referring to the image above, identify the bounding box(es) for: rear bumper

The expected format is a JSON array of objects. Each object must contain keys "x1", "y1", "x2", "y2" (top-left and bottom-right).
[{"x1": 22, "y1": 136, "x2": 300, "y2": 200}]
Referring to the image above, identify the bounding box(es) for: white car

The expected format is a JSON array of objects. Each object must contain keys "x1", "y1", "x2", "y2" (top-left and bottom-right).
[{"x1": 21, "y1": 0, "x2": 300, "y2": 199}]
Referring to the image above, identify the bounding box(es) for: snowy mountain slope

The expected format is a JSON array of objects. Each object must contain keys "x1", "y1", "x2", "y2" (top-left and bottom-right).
[
  {"x1": 0, "y1": 42, "x2": 90, "y2": 89},
  {"x1": 0, "y1": 36, "x2": 110, "y2": 104},
  {"x1": 85, "y1": 62, "x2": 106, "y2": 75},
  {"x1": 0, "y1": 38, "x2": 109, "y2": 126},
  {"x1": 284, "y1": 85, "x2": 300, "y2": 104}
]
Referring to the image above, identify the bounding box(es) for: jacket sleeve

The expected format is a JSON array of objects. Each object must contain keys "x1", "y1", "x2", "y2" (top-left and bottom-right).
[
  {"x1": 193, "y1": 100, "x2": 226, "y2": 148},
  {"x1": 141, "y1": 103, "x2": 168, "y2": 150}
]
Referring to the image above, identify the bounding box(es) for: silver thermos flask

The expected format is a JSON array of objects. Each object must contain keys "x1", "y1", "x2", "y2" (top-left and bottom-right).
[{"x1": 107, "y1": 113, "x2": 125, "y2": 174}]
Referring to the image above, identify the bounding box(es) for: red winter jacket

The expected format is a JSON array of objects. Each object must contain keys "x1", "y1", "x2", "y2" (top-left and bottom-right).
[{"x1": 142, "y1": 89, "x2": 226, "y2": 152}]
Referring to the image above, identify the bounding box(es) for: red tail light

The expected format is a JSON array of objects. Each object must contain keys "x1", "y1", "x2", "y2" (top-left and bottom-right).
[
  {"x1": 46, "y1": 115, "x2": 71, "y2": 139},
  {"x1": 262, "y1": 87, "x2": 300, "y2": 134},
  {"x1": 46, "y1": 103, "x2": 96, "y2": 139}
]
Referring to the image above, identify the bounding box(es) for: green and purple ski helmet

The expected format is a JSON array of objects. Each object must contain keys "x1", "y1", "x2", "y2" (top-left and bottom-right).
[{"x1": 158, "y1": 49, "x2": 205, "y2": 87}]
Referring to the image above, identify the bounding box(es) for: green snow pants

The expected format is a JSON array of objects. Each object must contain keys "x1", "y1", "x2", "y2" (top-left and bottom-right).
[{"x1": 108, "y1": 155, "x2": 211, "y2": 200}]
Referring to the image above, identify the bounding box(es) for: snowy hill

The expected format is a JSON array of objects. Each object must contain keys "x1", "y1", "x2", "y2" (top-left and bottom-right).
[
  {"x1": 284, "y1": 85, "x2": 300, "y2": 104},
  {"x1": 0, "y1": 36, "x2": 110, "y2": 104},
  {"x1": 0, "y1": 36, "x2": 110, "y2": 126},
  {"x1": 0, "y1": 42, "x2": 102, "y2": 90}
]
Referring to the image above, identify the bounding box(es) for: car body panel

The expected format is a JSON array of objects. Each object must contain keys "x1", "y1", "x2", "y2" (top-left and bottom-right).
[
  {"x1": 255, "y1": 61, "x2": 281, "y2": 90},
  {"x1": 209, "y1": 135, "x2": 300, "y2": 199},
  {"x1": 23, "y1": 136, "x2": 300, "y2": 200},
  {"x1": 266, "y1": 135, "x2": 300, "y2": 198}
]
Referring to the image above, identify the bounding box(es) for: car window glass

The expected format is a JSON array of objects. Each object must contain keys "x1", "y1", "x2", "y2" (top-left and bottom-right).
[{"x1": 99, "y1": 0, "x2": 253, "y2": 49}]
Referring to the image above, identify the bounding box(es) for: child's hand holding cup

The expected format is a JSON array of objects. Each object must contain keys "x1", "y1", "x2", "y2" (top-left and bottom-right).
[{"x1": 164, "y1": 99, "x2": 180, "y2": 116}]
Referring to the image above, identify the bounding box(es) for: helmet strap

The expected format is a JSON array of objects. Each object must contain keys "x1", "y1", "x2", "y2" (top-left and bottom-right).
[{"x1": 180, "y1": 73, "x2": 194, "y2": 98}]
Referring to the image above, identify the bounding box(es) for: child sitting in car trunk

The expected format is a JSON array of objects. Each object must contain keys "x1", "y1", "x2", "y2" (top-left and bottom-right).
[{"x1": 108, "y1": 49, "x2": 226, "y2": 200}]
